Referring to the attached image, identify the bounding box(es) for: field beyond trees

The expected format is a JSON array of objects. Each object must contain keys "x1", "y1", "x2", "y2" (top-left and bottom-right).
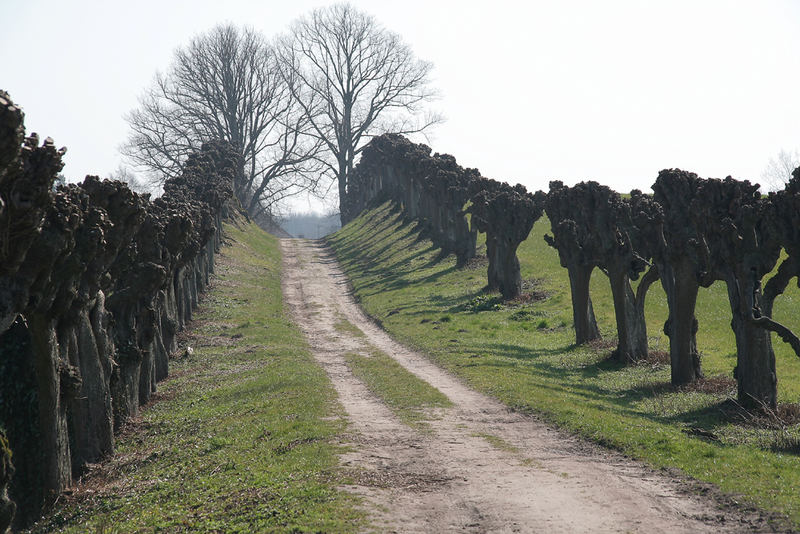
[{"x1": 328, "y1": 200, "x2": 800, "y2": 528}]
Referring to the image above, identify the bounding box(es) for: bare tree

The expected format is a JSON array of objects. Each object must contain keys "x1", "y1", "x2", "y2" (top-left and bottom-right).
[
  {"x1": 278, "y1": 3, "x2": 442, "y2": 224},
  {"x1": 123, "y1": 24, "x2": 322, "y2": 217},
  {"x1": 761, "y1": 148, "x2": 799, "y2": 191},
  {"x1": 107, "y1": 165, "x2": 156, "y2": 196}
]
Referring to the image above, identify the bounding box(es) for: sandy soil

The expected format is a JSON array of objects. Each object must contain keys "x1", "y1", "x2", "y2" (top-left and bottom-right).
[{"x1": 280, "y1": 238, "x2": 774, "y2": 533}]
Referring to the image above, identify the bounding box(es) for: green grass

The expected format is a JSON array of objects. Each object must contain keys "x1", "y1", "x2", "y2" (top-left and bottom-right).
[
  {"x1": 333, "y1": 315, "x2": 367, "y2": 338},
  {"x1": 31, "y1": 221, "x2": 363, "y2": 533},
  {"x1": 328, "y1": 200, "x2": 800, "y2": 528},
  {"x1": 344, "y1": 343, "x2": 452, "y2": 430}
]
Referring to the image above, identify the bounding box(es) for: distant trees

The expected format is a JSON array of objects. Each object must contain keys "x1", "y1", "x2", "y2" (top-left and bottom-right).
[
  {"x1": 107, "y1": 165, "x2": 153, "y2": 196},
  {"x1": 123, "y1": 8, "x2": 440, "y2": 219},
  {"x1": 278, "y1": 4, "x2": 441, "y2": 224},
  {"x1": 123, "y1": 25, "x2": 322, "y2": 218},
  {"x1": 762, "y1": 148, "x2": 799, "y2": 191}
]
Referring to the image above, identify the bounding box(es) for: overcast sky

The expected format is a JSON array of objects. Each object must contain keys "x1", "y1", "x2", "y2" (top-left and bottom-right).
[{"x1": 4, "y1": 1, "x2": 800, "y2": 212}]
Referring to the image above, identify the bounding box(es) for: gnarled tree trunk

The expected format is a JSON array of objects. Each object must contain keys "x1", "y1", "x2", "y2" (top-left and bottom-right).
[
  {"x1": 660, "y1": 259, "x2": 703, "y2": 385},
  {"x1": 497, "y1": 237, "x2": 523, "y2": 300},
  {"x1": 727, "y1": 272, "x2": 777, "y2": 410},
  {"x1": 66, "y1": 306, "x2": 114, "y2": 474},
  {"x1": 607, "y1": 266, "x2": 648, "y2": 362},
  {"x1": 567, "y1": 264, "x2": 601, "y2": 344},
  {"x1": 27, "y1": 314, "x2": 72, "y2": 509}
]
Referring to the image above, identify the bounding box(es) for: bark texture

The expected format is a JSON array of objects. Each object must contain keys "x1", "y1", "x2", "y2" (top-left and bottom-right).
[{"x1": 0, "y1": 431, "x2": 13, "y2": 534}]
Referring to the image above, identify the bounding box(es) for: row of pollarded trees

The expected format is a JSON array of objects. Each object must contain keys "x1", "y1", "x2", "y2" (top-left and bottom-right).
[
  {"x1": 344, "y1": 134, "x2": 800, "y2": 414},
  {"x1": 0, "y1": 92, "x2": 237, "y2": 530},
  {"x1": 346, "y1": 135, "x2": 544, "y2": 300},
  {"x1": 346, "y1": 134, "x2": 478, "y2": 266},
  {"x1": 544, "y1": 172, "x2": 800, "y2": 411}
]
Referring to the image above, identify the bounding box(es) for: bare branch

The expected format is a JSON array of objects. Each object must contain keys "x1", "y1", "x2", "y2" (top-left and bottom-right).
[
  {"x1": 279, "y1": 4, "x2": 441, "y2": 222},
  {"x1": 122, "y1": 24, "x2": 323, "y2": 217}
]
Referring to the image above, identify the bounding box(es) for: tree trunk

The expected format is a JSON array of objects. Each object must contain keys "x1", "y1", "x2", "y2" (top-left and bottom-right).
[
  {"x1": 161, "y1": 285, "x2": 179, "y2": 357},
  {"x1": 454, "y1": 216, "x2": 476, "y2": 268},
  {"x1": 137, "y1": 306, "x2": 157, "y2": 406},
  {"x1": 660, "y1": 259, "x2": 702, "y2": 385},
  {"x1": 727, "y1": 273, "x2": 778, "y2": 411},
  {"x1": 27, "y1": 314, "x2": 71, "y2": 508},
  {"x1": 567, "y1": 264, "x2": 601, "y2": 344},
  {"x1": 608, "y1": 267, "x2": 648, "y2": 362},
  {"x1": 67, "y1": 309, "x2": 114, "y2": 473},
  {"x1": 110, "y1": 304, "x2": 141, "y2": 431},
  {"x1": 0, "y1": 319, "x2": 41, "y2": 530},
  {"x1": 153, "y1": 291, "x2": 171, "y2": 382},
  {"x1": 337, "y1": 159, "x2": 350, "y2": 225},
  {"x1": 498, "y1": 238, "x2": 522, "y2": 300},
  {"x1": 485, "y1": 234, "x2": 501, "y2": 291},
  {"x1": 0, "y1": 430, "x2": 14, "y2": 534}
]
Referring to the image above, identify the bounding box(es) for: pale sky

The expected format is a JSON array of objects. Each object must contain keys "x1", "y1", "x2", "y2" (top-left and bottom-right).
[{"x1": 4, "y1": 1, "x2": 800, "y2": 212}]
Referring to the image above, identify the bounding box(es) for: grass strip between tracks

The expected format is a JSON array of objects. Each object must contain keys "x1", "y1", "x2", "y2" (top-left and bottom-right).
[{"x1": 344, "y1": 346, "x2": 452, "y2": 431}]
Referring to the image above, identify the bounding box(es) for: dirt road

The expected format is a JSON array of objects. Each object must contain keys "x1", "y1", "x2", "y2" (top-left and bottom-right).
[{"x1": 281, "y1": 238, "x2": 765, "y2": 533}]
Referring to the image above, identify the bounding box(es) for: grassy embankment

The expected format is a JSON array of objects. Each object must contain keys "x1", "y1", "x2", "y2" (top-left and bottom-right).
[
  {"x1": 30, "y1": 221, "x2": 364, "y2": 533},
  {"x1": 328, "y1": 200, "x2": 800, "y2": 527}
]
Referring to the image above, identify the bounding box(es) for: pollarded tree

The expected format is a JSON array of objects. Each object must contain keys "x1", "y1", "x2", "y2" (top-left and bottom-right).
[
  {"x1": 692, "y1": 176, "x2": 800, "y2": 410},
  {"x1": 764, "y1": 170, "x2": 800, "y2": 321},
  {"x1": 640, "y1": 169, "x2": 712, "y2": 385},
  {"x1": 469, "y1": 179, "x2": 544, "y2": 299},
  {"x1": 544, "y1": 181, "x2": 602, "y2": 344},
  {"x1": 545, "y1": 181, "x2": 654, "y2": 360},
  {"x1": 0, "y1": 92, "x2": 66, "y2": 334},
  {"x1": 344, "y1": 134, "x2": 477, "y2": 264},
  {"x1": 123, "y1": 24, "x2": 321, "y2": 217},
  {"x1": 586, "y1": 185, "x2": 655, "y2": 363},
  {"x1": 279, "y1": 4, "x2": 441, "y2": 224}
]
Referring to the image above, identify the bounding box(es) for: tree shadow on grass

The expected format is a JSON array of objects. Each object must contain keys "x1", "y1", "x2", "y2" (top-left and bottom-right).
[{"x1": 450, "y1": 340, "x2": 744, "y2": 440}]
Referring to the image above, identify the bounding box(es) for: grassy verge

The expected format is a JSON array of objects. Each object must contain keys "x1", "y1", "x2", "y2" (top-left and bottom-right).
[
  {"x1": 31, "y1": 221, "x2": 363, "y2": 533},
  {"x1": 328, "y1": 201, "x2": 800, "y2": 528}
]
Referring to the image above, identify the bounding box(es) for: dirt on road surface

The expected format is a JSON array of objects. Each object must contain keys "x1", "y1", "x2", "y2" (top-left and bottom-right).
[{"x1": 281, "y1": 238, "x2": 776, "y2": 533}]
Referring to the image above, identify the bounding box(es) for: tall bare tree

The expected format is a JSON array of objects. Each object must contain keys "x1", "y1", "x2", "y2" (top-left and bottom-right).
[
  {"x1": 123, "y1": 24, "x2": 322, "y2": 217},
  {"x1": 279, "y1": 4, "x2": 441, "y2": 223}
]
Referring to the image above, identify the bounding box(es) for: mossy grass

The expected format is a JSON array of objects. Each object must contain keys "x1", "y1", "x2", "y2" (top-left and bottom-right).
[
  {"x1": 31, "y1": 221, "x2": 364, "y2": 533},
  {"x1": 328, "y1": 200, "x2": 800, "y2": 527}
]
